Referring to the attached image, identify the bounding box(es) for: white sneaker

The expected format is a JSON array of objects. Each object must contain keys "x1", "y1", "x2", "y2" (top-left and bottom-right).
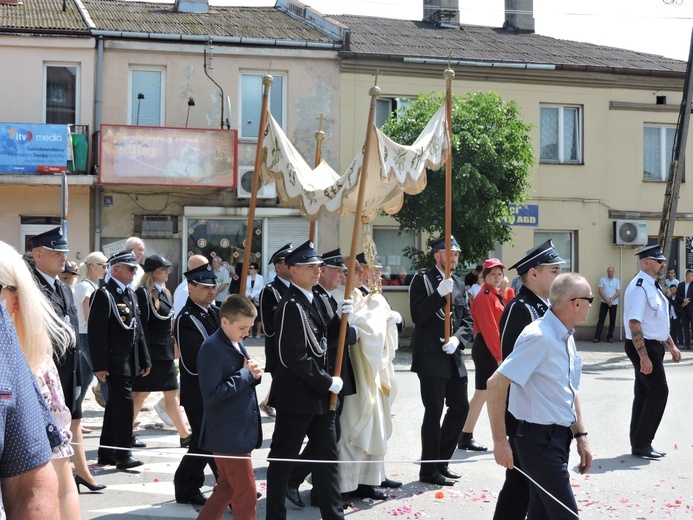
[{"x1": 154, "y1": 399, "x2": 174, "y2": 427}]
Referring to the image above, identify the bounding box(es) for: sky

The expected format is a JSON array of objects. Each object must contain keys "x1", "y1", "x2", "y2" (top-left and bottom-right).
[{"x1": 209, "y1": 0, "x2": 693, "y2": 61}]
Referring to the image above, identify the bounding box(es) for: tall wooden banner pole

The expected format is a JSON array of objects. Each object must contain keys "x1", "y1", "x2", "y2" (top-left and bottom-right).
[
  {"x1": 329, "y1": 84, "x2": 380, "y2": 410},
  {"x1": 240, "y1": 74, "x2": 273, "y2": 296},
  {"x1": 309, "y1": 114, "x2": 325, "y2": 242},
  {"x1": 443, "y1": 66, "x2": 455, "y2": 342}
]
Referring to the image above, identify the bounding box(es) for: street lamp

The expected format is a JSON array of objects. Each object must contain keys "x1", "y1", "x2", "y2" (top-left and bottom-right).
[
  {"x1": 185, "y1": 97, "x2": 195, "y2": 128},
  {"x1": 136, "y1": 92, "x2": 144, "y2": 125}
]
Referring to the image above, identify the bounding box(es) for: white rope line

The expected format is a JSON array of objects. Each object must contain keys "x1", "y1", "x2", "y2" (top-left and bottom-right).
[
  {"x1": 73, "y1": 441, "x2": 472, "y2": 465},
  {"x1": 513, "y1": 466, "x2": 580, "y2": 519}
]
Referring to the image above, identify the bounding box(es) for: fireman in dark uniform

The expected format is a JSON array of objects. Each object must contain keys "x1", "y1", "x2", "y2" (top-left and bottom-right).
[
  {"x1": 265, "y1": 240, "x2": 350, "y2": 520},
  {"x1": 409, "y1": 236, "x2": 473, "y2": 486},
  {"x1": 174, "y1": 263, "x2": 220, "y2": 506},
  {"x1": 492, "y1": 239, "x2": 564, "y2": 520}
]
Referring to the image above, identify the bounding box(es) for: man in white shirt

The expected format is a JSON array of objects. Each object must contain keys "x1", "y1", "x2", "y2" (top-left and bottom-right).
[
  {"x1": 212, "y1": 256, "x2": 230, "y2": 307},
  {"x1": 593, "y1": 266, "x2": 621, "y2": 343}
]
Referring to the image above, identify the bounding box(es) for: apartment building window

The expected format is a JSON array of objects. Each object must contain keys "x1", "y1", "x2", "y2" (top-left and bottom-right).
[
  {"x1": 374, "y1": 227, "x2": 417, "y2": 287},
  {"x1": 534, "y1": 231, "x2": 574, "y2": 271},
  {"x1": 539, "y1": 104, "x2": 582, "y2": 164},
  {"x1": 376, "y1": 97, "x2": 411, "y2": 128},
  {"x1": 129, "y1": 67, "x2": 165, "y2": 126},
  {"x1": 644, "y1": 125, "x2": 676, "y2": 181},
  {"x1": 240, "y1": 73, "x2": 284, "y2": 139},
  {"x1": 45, "y1": 64, "x2": 78, "y2": 125}
]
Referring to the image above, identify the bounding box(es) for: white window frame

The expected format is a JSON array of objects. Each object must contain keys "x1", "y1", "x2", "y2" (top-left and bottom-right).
[
  {"x1": 539, "y1": 104, "x2": 583, "y2": 164},
  {"x1": 43, "y1": 63, "x2": 80, "y2": 124},
  {"x1": 373, "y1": 226, "x2": 418, "y2": 289},
  {"x1": 128, "y1": 66, "x2": 166, "y2": 126},
  {"x1": 239, "y1": 71, "x2": 286, "y2": 141},
  {"x1": 643, "y1": 124, "x2": 676, "y2": 181}
]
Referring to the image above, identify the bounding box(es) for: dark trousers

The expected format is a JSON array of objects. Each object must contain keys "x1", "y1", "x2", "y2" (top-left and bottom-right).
[
  {"x1": 594, "y1": 302, "x2": 617, "y2": 340},
  {"x1": 624, "y1": 339, "x2": 669, "y2": 448},
  {"x1": 266, "y1": 410, "x2": 343, "y2": 520},
  {"x1": 417, "y1": 374, "x2": 469, "y2": 478},
  {"x1": 174, "y1": 406, "x2": 218, "y2": 500},
  {"x1": 198, "y1": 453, "x2": 256, "y2": 520},
  {"x1": 670, "y1": 316, "x2": 683, "y2": 346},
  {"x1": 681, "y1": 310, "x2": 693, "y2": 347},
  {"x1": 98, "y1": 374, "x2": 134, "y2": 462},
  {"x1": 515, "y1": 422, "x2": 577, "y2": 520},
  {"x1": 493, "y1": 435, "x2": 529, "y2": 520},
  {"x1": 287, "y1": 399, "x2": 344, "y2": 491}
]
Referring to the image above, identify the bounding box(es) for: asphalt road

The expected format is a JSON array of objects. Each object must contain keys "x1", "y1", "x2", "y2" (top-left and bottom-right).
[{"x1": 77, "y1": 340, "x2": 693, "y2": 519}]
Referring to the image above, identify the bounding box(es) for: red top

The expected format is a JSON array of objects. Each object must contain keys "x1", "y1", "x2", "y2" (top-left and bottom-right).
[
  {"x1": 471, "y1": 283, "x2": 505, "y2": 361},
  {"x1": 503, "y1": 287, "x2": 516, "y2": 302}
]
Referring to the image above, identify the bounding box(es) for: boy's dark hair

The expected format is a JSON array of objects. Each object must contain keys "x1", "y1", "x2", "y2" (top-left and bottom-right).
[{"x1": 219, "y1": 294, "x2": 257, "y2": 322}]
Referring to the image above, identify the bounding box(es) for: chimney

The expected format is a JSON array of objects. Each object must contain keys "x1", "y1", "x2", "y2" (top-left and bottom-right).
[
  {"x1": 174, "y1": 0, "x2": 209, "y2": 13},
  {"x1": 504, "y1": 0, "x2": 534, "y2": 33},
  {"x1": 423, "y1": 0, "x2": 459, "y2": 27}
]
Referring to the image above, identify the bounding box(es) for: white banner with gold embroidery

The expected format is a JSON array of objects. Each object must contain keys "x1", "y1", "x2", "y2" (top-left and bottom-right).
[{"x1": 260, "y1": 103, "x2": 449, "y2": 222}]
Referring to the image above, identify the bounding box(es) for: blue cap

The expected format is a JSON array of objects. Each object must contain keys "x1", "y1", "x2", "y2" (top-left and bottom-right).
[
  {"x1": 269, "y1": 243, "x2": 293, "y2": 265},
  {"x1": 322, "y1": 248, "x2": 347, "y2": 269},
  {"x1": 29, "y1": 227, "x2": 69, "y2": 252},
  {"x1": 636, "y1": 244, "x2": 666, "y2": 261},
  {"x1": 285, "y1": 240, "x2": 323, "y2": 267},
  {"x1": 108, "y1": 250, "x2": 139, "y2": 267},
  {"x1": 431, "y1": 236, "x2": 461, "y2": 253},
  {"x1": 184, "y1": 263, "x2": 217, "y2": 286},
  {"x1": 509, "y1": 240, "x2": 565, "y2": 275}
]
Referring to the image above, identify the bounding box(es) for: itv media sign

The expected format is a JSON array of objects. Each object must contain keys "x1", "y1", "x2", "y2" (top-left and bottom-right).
[{"x1": 0, "y1": 124, "x2": 68, "y2": 174}]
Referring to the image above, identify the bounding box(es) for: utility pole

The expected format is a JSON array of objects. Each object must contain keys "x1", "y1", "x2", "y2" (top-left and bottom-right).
[{"x1": 659, "y1": 28, "x2": 693, "y2": 262}]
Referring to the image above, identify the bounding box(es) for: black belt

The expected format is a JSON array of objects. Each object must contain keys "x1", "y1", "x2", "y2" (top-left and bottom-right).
[{"x1": 518, "y1": 420, "x2": 572, "y2": 436}]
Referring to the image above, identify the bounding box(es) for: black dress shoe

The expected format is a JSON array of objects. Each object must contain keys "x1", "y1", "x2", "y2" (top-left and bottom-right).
[
  {"x1": 131, "y1": 435, "x2": 147, "y2": 448},
  {"x1": 419, "y1": 474, "x2": 455, "y2": 486},
  {"x1": 180, "y1": 434, "x2": 192, "y2": 448},
  {"x1": 380, "y1": 477, "x2": 402, "y2": 488},
  {"x1": 351, "y1": 484, "x2": 388, "y2": 500},
  {"x1": 458, "y1": 433, "x2": 487, "y2": 451},
  {"x1": 285, "y1": 487, "x2": 305, "y2": 508},
  {"x1": 439, "y1": 467, "x2": 461, "y2": 479},
  {"x1": 115, "y1": 456, "x2": 144, "y2": 470},
  {"x1": 632, "y1": 446, "x2": 666, "y2": 458},
  {"x1": 176, "y1": 492, "x2": 207, "y2": 506}
]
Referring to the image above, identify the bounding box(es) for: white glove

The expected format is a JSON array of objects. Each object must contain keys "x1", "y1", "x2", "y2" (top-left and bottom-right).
[
  {"x1": 329, "y1": 376, "x2": 344, "y2": 394},
  {"x1": 338, "y1": 299, "x2": 353, "y2": 318},
  {"x1": 437, "y1": 278, "x2": 454, "y2": 297},
  {"x1": 392, "y1": 311, "x2": 403, "y2": 325},
  {"x1": 441, "y1": 336, "x2": 460, "y2": 354}
]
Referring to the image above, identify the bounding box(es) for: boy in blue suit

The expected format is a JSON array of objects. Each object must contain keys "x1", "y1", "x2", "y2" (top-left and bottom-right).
[{"x1": 197, "y1": 295, "x2": 264, "y2": 520}]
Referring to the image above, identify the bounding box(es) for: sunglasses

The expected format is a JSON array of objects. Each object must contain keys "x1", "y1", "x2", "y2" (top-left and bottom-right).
[
  {"x1": 0, "y1": 284, "x2": 17, "y2": 292},
  {"x1": 649, "y1": 258, "x2": 666, "y2": 264},
  {"x1": 119, "y1": 265, "x2": 138, "y2": 272},
  {"x1": 571, "y1": 295, "x2": 595, "y2": 304}
]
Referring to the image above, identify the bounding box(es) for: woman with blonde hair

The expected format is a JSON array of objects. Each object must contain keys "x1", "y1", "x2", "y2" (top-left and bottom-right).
[
  {"x1": 133, "y1": 255, "x2": 191, "y2": 446},
  {"x1": 0, "y1": 240, "x2": 82, "y2": 519},
  {"x1": 72, "y1": 251, "x2": 109, "y2": 491}
]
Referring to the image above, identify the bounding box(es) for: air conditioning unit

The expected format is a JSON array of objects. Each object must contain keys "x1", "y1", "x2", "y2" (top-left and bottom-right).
[
  {"x1": 613, "y1": 220, "x2": 648, "y2": 246},
  {"x1": 236, "y1": 166, "x2": 277, "y2": 199}
]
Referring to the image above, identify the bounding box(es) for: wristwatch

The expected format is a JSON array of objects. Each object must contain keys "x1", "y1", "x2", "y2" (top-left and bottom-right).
[{"x1": 573, "y1": 431, "x2": 588, "y2": 439}]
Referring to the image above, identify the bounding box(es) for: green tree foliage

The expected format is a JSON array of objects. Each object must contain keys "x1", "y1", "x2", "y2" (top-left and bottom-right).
[{"x1": 381, "y1": 91, "x2": 534, "y2": 267}]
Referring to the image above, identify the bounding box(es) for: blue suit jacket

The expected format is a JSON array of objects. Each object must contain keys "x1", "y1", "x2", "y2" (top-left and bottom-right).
[{"x1": 197, "y1": 329, "x2": 262, "y2": 454}]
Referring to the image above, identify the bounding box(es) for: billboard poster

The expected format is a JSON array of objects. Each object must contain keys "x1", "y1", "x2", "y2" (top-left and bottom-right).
[
  {"x1": 506, "y1": 203, "x2": 539, "y2": 226},
  {"x1": 99, "y1": 125, "x2": 237, "y2": 188},
  {"x1": 0, "y1": 123, "x2": 68, "y2": 174}
]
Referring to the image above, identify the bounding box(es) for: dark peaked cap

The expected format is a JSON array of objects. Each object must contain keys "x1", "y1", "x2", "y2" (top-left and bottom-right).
[
  {"x1": 269, "y1": 243, "x2": 293, "y2": 265},
  {"x1": 29, "y1": 226, "x2": 69, "y2": 252},
  {"x1": 108, "y1": 250, "x2": 138, "y2": 267},
  {"x1": 509, "y1": 239, "x2": 565, "y2": 276},
  {"x1": 322, "y1": 248, "x2": 347, "y2": 269},
  {"x1": 285, "y1": 240, "x2": 323, "y2": 267},
  {"x1": 184, "y1": 263, "x2": 217, "y2": 286},
  {"x1": 635, "y1": 244, "x2": 666, "y2": 261}
]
